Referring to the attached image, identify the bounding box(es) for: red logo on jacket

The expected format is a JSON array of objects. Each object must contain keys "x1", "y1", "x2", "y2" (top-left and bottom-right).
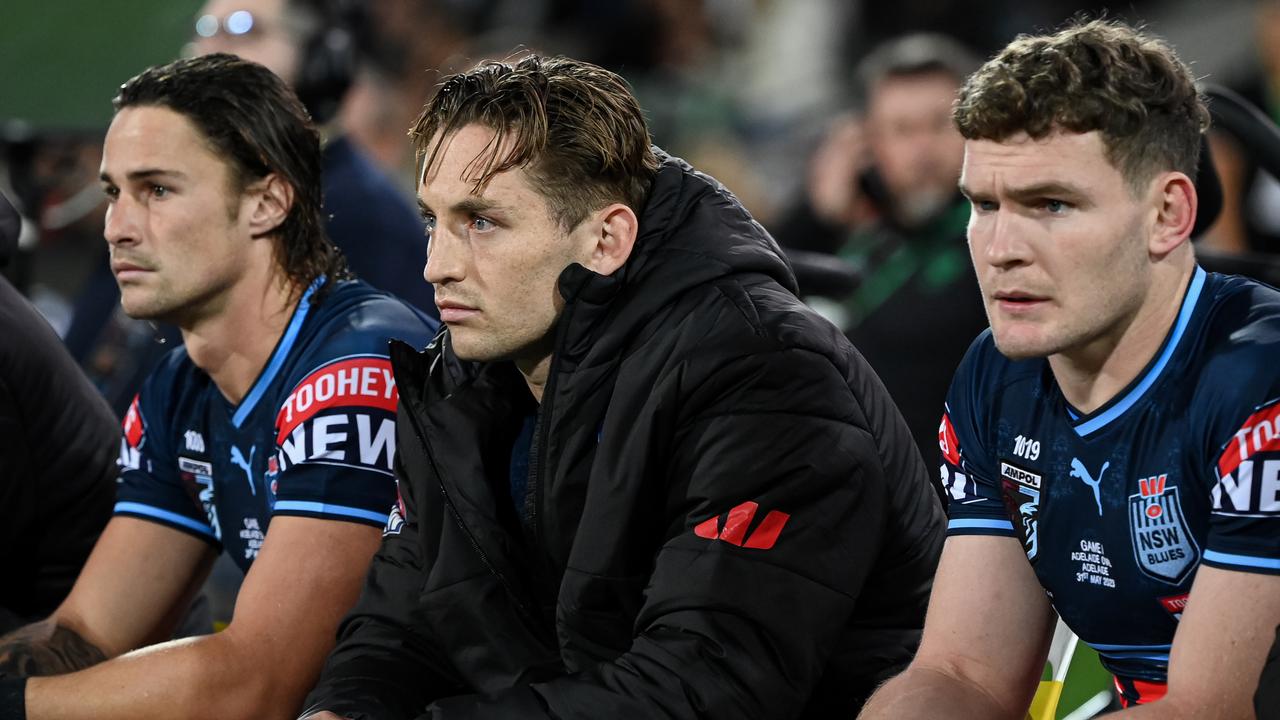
[{"x1": 694, "y1": 501, "x2": 790, "y2": 550}]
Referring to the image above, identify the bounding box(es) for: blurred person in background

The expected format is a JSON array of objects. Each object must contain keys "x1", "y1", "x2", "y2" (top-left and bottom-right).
[
  {"x1": 773, "y1": 33, "x2": 988, "y2": 467},
  {"x1": 1204, "y1": 0, "x2": 1280, "y2": 257},
  {"x1": 0, "y1": 54, "x2": 437, "y2": 720}
]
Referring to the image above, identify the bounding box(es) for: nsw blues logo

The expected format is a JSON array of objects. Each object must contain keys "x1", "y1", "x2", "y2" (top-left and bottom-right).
[{"x1": 1128, "y1": 474, "x2": 1199, "y2": 585}]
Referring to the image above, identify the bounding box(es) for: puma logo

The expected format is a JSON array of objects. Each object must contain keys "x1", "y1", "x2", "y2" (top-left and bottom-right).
[
  {"x1": 1069, "y1": 457, "x2": 1108, "y2": 516},
  {"x1": 230, "y1": 445, "x2": 256, "y2": 496}
]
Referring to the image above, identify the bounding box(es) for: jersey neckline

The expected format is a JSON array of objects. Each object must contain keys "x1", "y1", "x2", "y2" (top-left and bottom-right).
[
  {"x1": 228, "y1": 277, "x2": 323, "y2": 428},
  {"x1": 1061, "y1": 265, "x2": 1207, "y2": 437}
]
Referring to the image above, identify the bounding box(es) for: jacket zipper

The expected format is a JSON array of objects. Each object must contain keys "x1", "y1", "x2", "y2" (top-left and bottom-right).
[{"x1": 400, "y1": 390, "x2": 539, "y2": 623}]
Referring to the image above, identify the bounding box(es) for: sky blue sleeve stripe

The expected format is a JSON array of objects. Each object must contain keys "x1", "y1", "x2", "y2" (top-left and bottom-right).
[
  {"x1": 947, "y1": 518, "x2": 1015, "y2": 531},
  {"x1": 272, "y1": 500, "x2": 388, "y2": 524},
  {"x1": 1088, "y1": 642, "x2": 1172, "y2": 652},
  {"x1": 114, "y1": 501, "x2": 217, "y2": 537},
  {"x1": 1075, "y1": 266, "x2": 1205, "y2": 436},
  {"x1": 1203, "y1": 549, "x2": 1280, "y2": 570}
]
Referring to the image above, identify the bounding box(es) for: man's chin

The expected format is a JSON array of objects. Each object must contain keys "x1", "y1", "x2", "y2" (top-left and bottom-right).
[{"x1": 990, "y1": 329, "x2": 1056, "y2": 361}]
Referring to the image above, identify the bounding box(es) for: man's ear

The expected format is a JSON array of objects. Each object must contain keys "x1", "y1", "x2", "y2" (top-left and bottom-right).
[
  {"x1": 582, "y1": 203, "x2": 639, "y2": 276},
  {"x1": 1149, "y1": 171, "x2": 1197, "y2": 257},
  {"x1": 245, "y1": 173, "x2": 294, "y2": 238}
]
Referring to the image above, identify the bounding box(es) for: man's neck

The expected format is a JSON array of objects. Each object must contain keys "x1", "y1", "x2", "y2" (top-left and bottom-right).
[
  {"x1": 181, "y1": 270, "x2": 302, "y2": 405},
  {"x1": 517, "y1": 354, "x2": 553, "y2": 404},
  {"x1": 1049, "y1": 258, "x2": 1195, "y2": 414}
]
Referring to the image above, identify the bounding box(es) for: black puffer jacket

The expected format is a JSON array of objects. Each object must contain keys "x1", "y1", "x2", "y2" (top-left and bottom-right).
[{"x1": 303, "y1": 154, "x2": 945, "y2": 719}]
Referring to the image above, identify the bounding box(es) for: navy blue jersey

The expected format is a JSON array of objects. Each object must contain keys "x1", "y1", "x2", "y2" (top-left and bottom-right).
[
  {"x1": 115, "y1": 280, "x2": 438, "y2": 572},
  {"x1": 943, "y1": 266, "x2": 1280, "y2": 703}
]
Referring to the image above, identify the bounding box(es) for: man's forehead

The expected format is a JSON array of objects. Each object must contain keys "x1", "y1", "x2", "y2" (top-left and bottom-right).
[
  {"x1": 102, "y1": 106, "x2": 218, "y2": 177},
  {"x1": 961, "y1": 131, "x2": 1111, "y2": 178}
]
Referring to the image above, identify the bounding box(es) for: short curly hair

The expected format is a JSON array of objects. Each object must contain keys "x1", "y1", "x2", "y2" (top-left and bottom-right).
[{"x1": 954, "y1": 19, "x2": 1210, "y2": 194}]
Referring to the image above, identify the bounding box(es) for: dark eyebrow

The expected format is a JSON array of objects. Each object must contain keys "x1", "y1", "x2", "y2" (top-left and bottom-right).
[
  {"x1": 957, "y1": 180, "x2": 1088, "y2": 205},
  {"x1": 452, "y1": 197, "x2": 508, "y2": 216},
  {"x1": 1004, "y1": 182, "x2": 1087, "y2": 204},
  {"x1": 99, "y1": 168, "x2": 188, "y2": 184}
]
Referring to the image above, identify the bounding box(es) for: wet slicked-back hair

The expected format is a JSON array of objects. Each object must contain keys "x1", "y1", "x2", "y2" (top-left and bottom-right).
[
  {"x1": 954, "y1": 19, "x2": 1210, "y2": 194},
  {"x1": 114, "y1": 53, "x2": 349, "y2": 296},
  {"x1": 410, "y1": 55, "x2": 659, "y2": 229}
]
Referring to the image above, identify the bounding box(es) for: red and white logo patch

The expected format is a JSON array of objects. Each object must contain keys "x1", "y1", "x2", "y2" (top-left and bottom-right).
[
  {"x1": 939, "y1": 412, "x2": 961, "y2": 466},
  {"x1": 276, "y1": 356, "x2": 397, "y2": 444},
  {"x1": 123, "y1": 394, "x2": 145, "y2": 448},
  {"x1": 1213, "y1": 398, "x2": 1280, "y2": 514}
]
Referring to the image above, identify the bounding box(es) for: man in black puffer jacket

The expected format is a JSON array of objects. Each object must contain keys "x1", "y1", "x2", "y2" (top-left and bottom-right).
[{"x1": 302, "y1": 55, "x2": 945, "y2": 720}]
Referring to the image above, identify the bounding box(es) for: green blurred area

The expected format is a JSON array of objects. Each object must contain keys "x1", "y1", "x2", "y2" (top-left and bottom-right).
[
  {"x1": 0, "y1": 1, "x2": 203, "y2": 135},
  {"x1": 1058, "y1": 644, "x2": 1114, "y2": 718}
]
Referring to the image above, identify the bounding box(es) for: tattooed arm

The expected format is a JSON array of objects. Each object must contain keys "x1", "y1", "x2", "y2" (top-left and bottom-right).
[
  {"x1": 0, "y1": 620, "x2": 107, "y2": 677},
  {"x1": 0, "y1": 517, "x2": 215, "y2": 682}
]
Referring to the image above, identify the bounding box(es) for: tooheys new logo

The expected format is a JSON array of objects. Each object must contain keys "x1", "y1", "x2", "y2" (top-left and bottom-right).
[
  {"x1": 1213, "y1": 398, "x2": 1280, "y2": 515},
  {"x1": 119, "y1": 395, "x2": 145, "y2": 471},
  {"x1": 273, "y1": 356, "x2": 399, "y2": 474}
]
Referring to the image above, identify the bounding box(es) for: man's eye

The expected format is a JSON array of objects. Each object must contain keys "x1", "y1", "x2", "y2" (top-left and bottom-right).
[
  {"x1": 151, "y1": 184, "x2": 169, "y2": 198},
  {"x1": 1044, "y1": 199, "x2": 1069, "y2": 214},
  {"x1": 471, "y1": 217, "x2": 494, "y2": 232},
  {"x1": 423, "y1": 216, "x2": 437, "y2": 232}
]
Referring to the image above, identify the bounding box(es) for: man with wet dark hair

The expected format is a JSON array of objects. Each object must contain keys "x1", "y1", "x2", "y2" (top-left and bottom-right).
[{"x1": 0, "y1": 54, "x2": 436, "y2": 720}]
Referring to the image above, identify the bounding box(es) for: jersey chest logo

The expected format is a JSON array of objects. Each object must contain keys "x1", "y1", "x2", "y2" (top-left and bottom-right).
[{"x1": 1128, "y1": 474, "x2": 1199, "y2": 585}]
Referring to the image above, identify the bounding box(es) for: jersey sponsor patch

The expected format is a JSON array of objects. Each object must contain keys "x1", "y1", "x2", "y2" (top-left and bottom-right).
[
  {"x1": 1213, "y1": 398, "x2": 1280, "y2": 515},
  {"x1": 1158, "y1": 593, "x2": 1188, "y2": 621},
  {"x1": 1000, "y1": 458, "x2": 1042, "y2": 560},
  {"x1": 273, "y1": 356, "x2": 399, "y2": 476},
  {"x1": 939, "y1": 412, "x2": 961, "y2": 466},
  {"x1": 119, "y1": 395, "x2": 145, "y2": 471},
  {"x1": 275, "y1": 356, "x2": 398, "y2": 444},
  {"x1": 178, "y1": 455, "x2": 221, "y2": 540},
  {"x1": 1129, "y1": 474, "x2": 1198, "y2": 585},
  {"x1": 1001, "y1": 461, "x2": 1042, "y2": 489},
  {"x1": 123, "y1": 394, "x2": 144, "y2": 448}
]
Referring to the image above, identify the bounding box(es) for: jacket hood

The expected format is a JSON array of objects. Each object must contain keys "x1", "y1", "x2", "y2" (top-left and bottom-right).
[{"x1": 551, "y1": 150, "x2": 797, "y2": 368}]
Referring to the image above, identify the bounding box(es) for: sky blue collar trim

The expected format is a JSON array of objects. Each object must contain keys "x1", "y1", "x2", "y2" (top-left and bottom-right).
[
  {"x1": 231, "y1": 277, "x2": 323, "y2": 428},
  {"x1": 1072, "y1": 266, "x2": 1206, "y2": 437}
]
